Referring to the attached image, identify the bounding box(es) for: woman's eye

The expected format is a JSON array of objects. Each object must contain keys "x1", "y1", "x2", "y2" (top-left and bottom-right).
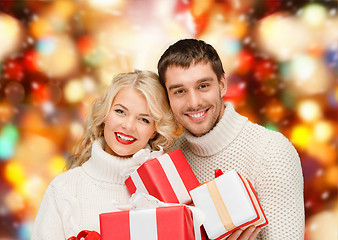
[
  {"x1": 140, "y1": 118, "x2": 150, "y2": 124},
  {"x1": 115, "y1": 109, "x2": 125, "y2": 115}
]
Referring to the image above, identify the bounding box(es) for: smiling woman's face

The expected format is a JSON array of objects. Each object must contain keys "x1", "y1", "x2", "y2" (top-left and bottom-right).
[{"x1": 103, "y1": 87, "x2": 156, "y2": 157}]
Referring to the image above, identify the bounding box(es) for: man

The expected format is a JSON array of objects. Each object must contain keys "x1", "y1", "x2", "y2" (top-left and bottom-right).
[{"x1": 157, "y1": 39, "x2": 304, "y2": 240}]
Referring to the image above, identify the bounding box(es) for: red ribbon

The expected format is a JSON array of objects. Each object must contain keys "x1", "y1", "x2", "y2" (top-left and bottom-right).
[
  {"x1": 215, "y1": 169, "x2": 224, "y2": 178},
  {"x1": 67, "y1": 230, "x2": 101, "y2": 240}
]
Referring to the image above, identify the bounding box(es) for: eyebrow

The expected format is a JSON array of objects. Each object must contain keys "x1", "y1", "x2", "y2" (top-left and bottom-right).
[
  {"x1": 168, "y1": 78, "x2": 213, "y2": 91},
  {"x1": 113, "y1": 103, "x2": 128, "y2": 110},
  {"x1": 113, "y1": 103, "x2": 151, "y2": 117},
  {"x1": 168, "y1": 84, "x2": 183, "y2": 91}
]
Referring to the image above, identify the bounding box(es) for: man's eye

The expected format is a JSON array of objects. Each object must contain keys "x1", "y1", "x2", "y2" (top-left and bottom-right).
[
  {"x1": 199, "y1": 84, "x2": 208, "y2": 89},
  {"x1": 175, "y1": 89, "x2": 185, "y2": 94}
]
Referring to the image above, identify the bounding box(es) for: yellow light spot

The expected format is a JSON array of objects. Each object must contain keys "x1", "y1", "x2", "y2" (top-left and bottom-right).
[
  {"x1": 314, "y1": 121, "x2": 334, "y2": 142},
  {"x1": 52, "y1": 0, "x2": 75, "y2": 19},
  {"x1": 4, "y1": 190, "x2": 25, "y2": 212},
  {"x1": 64, "y1": 79, "x2": 85, "y2": 103},
  {"x1": 87, "y1": 0, "x2": 125, "y2": 10},
  {"x1": 70, "y1": 122, "x2": 84, "y2": 140},
  {"x1": 301, "y1": 3, "x2": 327, "y2": 28},
  {"x1": 0, "y1": 14, "x2": 23, "y2": 61},
  {"x1": 291, "y1": 124, "x2": 313, "y2": 149},
  {"x1": 307, "y1": 141, "x2": 336, "y2": 166},
  {"x1": 21, "y1": 176, "x2": 47, "y2": 202},
  {"x1": 297, "y1": 100, "x2": 322, "y2": 122},
  {"x1": 49, "y1": 155, "x2": 67, "y2": 176},
  {"x1": 325, "y1": 166, "x2": 338, "y2": 187},
  {"x1": 4, "y1": 162, "x2": 26, "y2": 187},
  {"x1": 30, "y1": 17, "x2": 53, "y2": 39}
]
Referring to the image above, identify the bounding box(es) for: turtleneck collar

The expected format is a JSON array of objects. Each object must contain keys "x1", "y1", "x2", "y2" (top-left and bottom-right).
[
  {"x1": 82, "y1": 138, "x2": 139, "y2": 184},
  {"x1": 184, "y1": 102, "x2": 248, "y2": 156}
]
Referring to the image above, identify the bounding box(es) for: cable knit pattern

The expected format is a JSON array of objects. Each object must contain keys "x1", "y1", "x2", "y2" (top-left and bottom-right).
[
  {"x1": 31, "y1": 138, "x2": 140, "y2": 240},
  {"x1": 173, "y1": 102, "x2": 305, "y2": 240}
]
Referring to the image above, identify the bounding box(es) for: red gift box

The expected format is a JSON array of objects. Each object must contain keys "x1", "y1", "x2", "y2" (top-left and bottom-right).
[
  {"x1": 100, "y1": 205, "x2": 206, "y2": 240},
  {"x1": 125, "y1": 149, "x2": 200, "y2": 205}
]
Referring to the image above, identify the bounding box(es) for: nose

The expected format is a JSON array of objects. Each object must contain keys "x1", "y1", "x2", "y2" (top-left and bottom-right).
[
  {"x1": 122, "y1": 116, "x2": 136, "y2": 131},
  {"x1": 186, "y1": 90, "x2": 202, "y2": 109}
]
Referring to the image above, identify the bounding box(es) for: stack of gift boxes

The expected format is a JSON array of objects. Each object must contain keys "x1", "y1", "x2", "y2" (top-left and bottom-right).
[{"x1": 99, "y1": 149, "x2": 268, "y2": 240}]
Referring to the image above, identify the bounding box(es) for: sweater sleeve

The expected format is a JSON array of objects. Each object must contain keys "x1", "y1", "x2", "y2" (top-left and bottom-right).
[
  {"x1": 31, "y1": 185, "x2": 66, "y2": 240},
  {"x1": 256, "y1": 132, "x2": 305, "y2": 240}
]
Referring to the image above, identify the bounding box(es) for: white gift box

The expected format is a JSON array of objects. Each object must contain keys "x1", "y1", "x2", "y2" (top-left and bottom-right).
[{"x1": 190, "y1": 170, "x2": 268, "y2": 240}]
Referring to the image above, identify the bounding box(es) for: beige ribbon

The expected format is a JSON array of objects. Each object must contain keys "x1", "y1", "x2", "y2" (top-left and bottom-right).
[{"x1": 206, "y1": 180, "x2": 236, "y2": 231}]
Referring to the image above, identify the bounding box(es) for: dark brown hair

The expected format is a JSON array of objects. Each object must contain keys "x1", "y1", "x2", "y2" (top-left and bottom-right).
[{"x1": 157, "y1": 39, "x2": 225, "y2": 89}]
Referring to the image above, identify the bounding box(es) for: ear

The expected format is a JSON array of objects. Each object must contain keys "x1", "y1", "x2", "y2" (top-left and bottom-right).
[
  {"x1": 219, "y1": 74, "x2": 227, "y2": 98},
  {"x1": 151, "y1": 131, "x2": 157, "y2": 139}
]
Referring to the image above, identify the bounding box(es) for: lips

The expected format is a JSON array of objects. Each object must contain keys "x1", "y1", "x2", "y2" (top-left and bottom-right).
[
  {"x1": 185, "y1": 108, "x2": 209, "y2": 122},
  {"x1": 115, "y1": 132, "x2": 137, "y2": 145}
]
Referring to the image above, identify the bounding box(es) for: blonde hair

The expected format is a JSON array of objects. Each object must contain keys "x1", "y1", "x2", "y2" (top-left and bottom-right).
[{"x1": 67, "y1": 70, "x2": 177, "y2": 169}]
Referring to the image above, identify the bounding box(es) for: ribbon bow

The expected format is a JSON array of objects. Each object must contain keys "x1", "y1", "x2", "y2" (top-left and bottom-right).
[
  {"x1": 67, "y1": 230, "x2": 100, "y2": 240},
  {"x1": 116, "y1": 191, "x2": 206, "y2": 240},
  {"x1": 120, "y1": 146, "x2": 164, "y2": 179}
]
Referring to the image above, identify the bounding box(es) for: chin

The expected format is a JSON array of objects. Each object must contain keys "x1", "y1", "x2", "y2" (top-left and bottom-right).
[
  {"x1": 189, "y1": 129, "x2": 207, "y2": 137},
  {"x1": 118, "y1": 153, "x2": 133, "y2": 158}
]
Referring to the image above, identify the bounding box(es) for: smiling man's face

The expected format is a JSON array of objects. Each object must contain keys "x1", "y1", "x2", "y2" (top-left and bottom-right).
[{"x1": 165, "y1": 62, "x2": 227, "y2": 137}]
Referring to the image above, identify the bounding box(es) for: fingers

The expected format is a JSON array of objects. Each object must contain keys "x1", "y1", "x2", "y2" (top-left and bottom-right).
[
  {"x1": 227, "y1": 226, "x2": 262, "y2": 240},
  {"x1": 248, "y1": 227, "x2": 261, "y2": 240},
  {"x1": 238, "y1": 226, "x2": 255, "y2": 240},
  {"x1": 226, "y1": 229, "x2": 243, "y2": 240}
]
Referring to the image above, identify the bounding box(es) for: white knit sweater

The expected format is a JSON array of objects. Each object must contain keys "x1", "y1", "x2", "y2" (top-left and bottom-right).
[
  {"x1": 172, "y1": 102, "x2": 305, "y2": 240},
  {"x1": 31, "y1": 138, "x2": 139, "y2": 240}
]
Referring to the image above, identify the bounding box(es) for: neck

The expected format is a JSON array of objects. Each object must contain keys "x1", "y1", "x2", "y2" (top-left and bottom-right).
[
  {"x1": 183, "y1": 102, "x2": 248, "y2": 156},
  {"x1": 82, "y1": 138, "x2": 139, "y2": 183}
]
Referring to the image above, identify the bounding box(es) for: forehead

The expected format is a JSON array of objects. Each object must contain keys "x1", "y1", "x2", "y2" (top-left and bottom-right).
[
  {"x1": 165, "y1": 62, "x2": 217, "y2": 87},
  {"x1": 113, "y1": 87, "x2": 148, "y2": 108}
]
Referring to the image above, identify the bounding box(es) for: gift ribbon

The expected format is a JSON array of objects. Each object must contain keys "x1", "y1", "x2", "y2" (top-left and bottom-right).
[
  {"x1": 128, "y1": 152, "x2": 191, "y2": 204},
  {"x1": 67, "y1": 230, "x2": 100, "y2": 240},
  {"x1": 120, "y1": 146, "x2": 164, "y2": 179},
  {"x1": 130, "y1": 171, "x2": 149, "y2": 195},
  {"x1": 157, "y1": 153, "x2": 191, "y2": 204},
  {"x1": 117, "y1": 192, "x2": 205, "y2": 240},
  {"x1": 130, "y1": 208, "x2": 157, "y2": 240},
  {"x1": 206, "y1": 179, "x2": 236, "y2": 232}
]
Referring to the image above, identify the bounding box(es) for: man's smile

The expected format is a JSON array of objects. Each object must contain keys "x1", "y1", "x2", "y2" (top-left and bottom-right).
[{"x1": 185, "y1": 108, "x2": 209, "y2": 122}]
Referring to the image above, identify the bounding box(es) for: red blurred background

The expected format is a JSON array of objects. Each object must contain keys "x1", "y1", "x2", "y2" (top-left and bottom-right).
[{"x1": 0, "y1": 0, "x2": 337, "y2": 239}]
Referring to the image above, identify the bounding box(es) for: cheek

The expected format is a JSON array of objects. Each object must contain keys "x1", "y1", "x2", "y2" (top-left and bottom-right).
[
  {"x1": 144, "y1": 126, "x2": 156, "y2": 140},
  {"x1": 169, "y1": 98, "x2": 183, "y2": 113}
]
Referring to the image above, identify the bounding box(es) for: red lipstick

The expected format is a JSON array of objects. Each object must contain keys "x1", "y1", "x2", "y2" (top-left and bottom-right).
[{"x1": 115, "y1": 132, "x2": 136, "y2": 145}]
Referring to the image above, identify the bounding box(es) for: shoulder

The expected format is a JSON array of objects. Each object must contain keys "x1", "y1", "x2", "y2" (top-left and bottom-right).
[
  {"x1": 46, "y1": 167, "x2": 83, "y2": 194},
  {"x1": 246, "y1": 121, "x2": 293, "y2": 147},
  {"x1": 243, "y1": 121, "x2": 300, "y2": 163}
]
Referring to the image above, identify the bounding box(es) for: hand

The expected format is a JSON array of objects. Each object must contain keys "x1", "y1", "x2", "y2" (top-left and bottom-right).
[{"x1": 226, "y1": 226, "x2": 261, "y2": 240}]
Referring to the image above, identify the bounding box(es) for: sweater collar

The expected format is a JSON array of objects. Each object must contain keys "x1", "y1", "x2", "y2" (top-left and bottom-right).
[
  {"x1": 82, "y1": 138, "x2": 139, "y2": 184},
  {"x1": 184, "y1": 102, "x2": 248, "y2": 156}
]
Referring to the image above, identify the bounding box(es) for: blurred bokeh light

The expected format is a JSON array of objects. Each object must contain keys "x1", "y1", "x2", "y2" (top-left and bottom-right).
[{"x1": 0, "y1": 0, "x2": 337, "y2": 239}]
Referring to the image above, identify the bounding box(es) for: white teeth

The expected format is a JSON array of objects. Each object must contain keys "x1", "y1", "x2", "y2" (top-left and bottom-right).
[
  {"x1": 188, "y1": 111, "x2": 205, "y2": 118},
  {"x1": 116, "y1": 133, "x2": 135, "y2": 141}
]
